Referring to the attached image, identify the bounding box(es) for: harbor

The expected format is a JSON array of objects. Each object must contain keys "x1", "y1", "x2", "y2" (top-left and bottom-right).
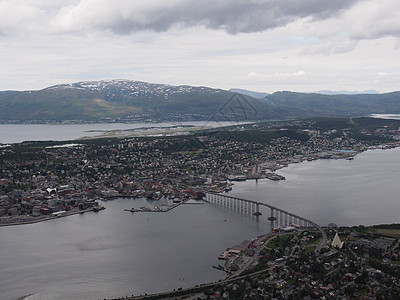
[
  {"x1": 123, "y1": 197, "x2": 203, "y2": 213},
  {"x1": 2, "y1": 147, "x2": 400, "y2": 299}
]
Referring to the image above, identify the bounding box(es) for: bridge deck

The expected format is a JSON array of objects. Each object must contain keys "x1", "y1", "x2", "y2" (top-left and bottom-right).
[{"x1": 205, "y1": 192, "x2": 326, "y2": 249}]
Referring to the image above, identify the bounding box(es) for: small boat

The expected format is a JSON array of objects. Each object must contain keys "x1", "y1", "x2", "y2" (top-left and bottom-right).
[
  {"x1": 124, "y1": 208, "x2": 135, "y2": 213},
  {"x1": 93, "y1": 205, "x2": 106, "y2": 212}
]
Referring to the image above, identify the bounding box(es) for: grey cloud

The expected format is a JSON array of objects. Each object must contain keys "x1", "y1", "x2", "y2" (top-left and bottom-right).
[
  {"x1": 350, "y1": 19, "x2": 400, "y2": 40},
  {"x1": 53, "y1": 0, "x2": 364, "y2": 35}
]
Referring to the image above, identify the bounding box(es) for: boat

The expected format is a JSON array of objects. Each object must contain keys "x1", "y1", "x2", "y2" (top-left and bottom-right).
[
  {"x1": 93, "y1": 205, "x2": 106, "y2": 212},
  {"x1": 218, "y1": 251, "x2": 228, "y2": 259},
  {"x1": 265, "y1": 173, "x2": 286, "y2": 181},
  {"x1": 139, "y1": 206, "x2": 152, "y2": 211},
  {"x1": 124, "y1": 208, "x2": 135, "y2": 213}
]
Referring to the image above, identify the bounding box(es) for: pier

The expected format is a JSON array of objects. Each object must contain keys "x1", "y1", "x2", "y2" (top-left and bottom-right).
[{"x1": 123, "y1": 198, "x2": 191, "y2": 213}]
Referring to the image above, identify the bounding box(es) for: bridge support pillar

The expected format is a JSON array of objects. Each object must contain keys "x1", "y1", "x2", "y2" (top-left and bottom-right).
[{"x1": 252, "y1": 203, "x2": 262, "y2": 216}]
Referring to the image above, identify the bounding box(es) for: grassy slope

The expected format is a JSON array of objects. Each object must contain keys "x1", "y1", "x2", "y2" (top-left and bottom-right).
[
  {"x1": 0, "y1": 88, "x2": 141, "y2": 120},
  {"x1": 1, "y1": 84, "x2": 400, "y2": 121}
]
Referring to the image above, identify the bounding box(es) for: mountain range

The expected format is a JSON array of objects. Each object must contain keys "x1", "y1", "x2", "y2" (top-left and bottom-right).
[
  {"x1": 0, "y1": 80, "x2": 399, "y2": 122},
  {"x1": 315, "y1": 90, "x2": 380, "y2": 95},
  {"x1": 228, "y1": 88, "x2": 270, "y2": 99}
]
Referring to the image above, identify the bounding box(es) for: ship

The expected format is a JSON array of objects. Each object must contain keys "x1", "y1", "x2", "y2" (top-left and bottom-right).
[
  {"x1": 124, "y1": 208, "x2": 135, "y2": 213},
  {"x1": 93, "y1": 205, "x2": 106, "y2": 212}
]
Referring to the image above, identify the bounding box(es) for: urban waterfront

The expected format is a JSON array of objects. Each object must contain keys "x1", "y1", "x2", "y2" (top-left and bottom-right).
[
  {"x1": 1, "y1": 114, "x2": 399, "y2": 144},
  {"x1": 1, "y1": 146, "x2": 400, "y2": 299},
  {"x1": 229, "y1": 146, "x2": 400, "y2": 227},
  {"x1": 0, "y1": 197, "x2": 267, "y2": 300}
]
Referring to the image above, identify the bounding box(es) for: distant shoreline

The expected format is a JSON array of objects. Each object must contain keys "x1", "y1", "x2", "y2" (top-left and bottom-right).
[
  {"x1": 2, "y1": 143, "x2": 399, "y2": 228},
  {"x1": 0, "y1": 208, "x2": 93, "y2": 227}
]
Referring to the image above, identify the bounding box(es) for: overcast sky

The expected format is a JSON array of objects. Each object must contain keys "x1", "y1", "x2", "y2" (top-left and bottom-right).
[{"x1": 1, "y1": 0, "x2": 399, "y2": 93}]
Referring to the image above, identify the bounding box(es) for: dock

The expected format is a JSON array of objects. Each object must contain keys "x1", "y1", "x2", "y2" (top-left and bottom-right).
[{"x1": 124, "y1": 198, "x2": 197, "y2": 213}]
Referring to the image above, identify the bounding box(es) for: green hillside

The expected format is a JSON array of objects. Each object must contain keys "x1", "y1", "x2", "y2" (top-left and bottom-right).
[{"x1": 0, "y1": 80, "x2": 400, "y2": 122}]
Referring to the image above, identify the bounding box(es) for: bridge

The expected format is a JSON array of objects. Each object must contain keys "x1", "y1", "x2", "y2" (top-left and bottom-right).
[
  {"x1": 205, "y1": 193, "x2": 327, "y2": 249},
  {"x1": 123, "y1": 193, "x2": 328, "y2": 299}
]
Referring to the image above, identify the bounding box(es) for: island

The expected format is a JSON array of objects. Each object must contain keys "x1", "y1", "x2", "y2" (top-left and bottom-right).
[{"x1": 1, "y1": 117, "x2": 400, "y2": 226}]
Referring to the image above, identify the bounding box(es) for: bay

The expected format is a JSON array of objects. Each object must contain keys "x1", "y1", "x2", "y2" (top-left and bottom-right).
[
  {"x1": 1, "y1": 132, "x2": 400, "y2": 299},
  {"x1": 0, "y1": 198, "x2": 267, "y2": 300}
]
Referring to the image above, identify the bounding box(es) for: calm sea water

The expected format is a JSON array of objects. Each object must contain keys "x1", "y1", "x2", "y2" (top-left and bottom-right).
[
  {"x1": 0, "y1": 114, "x2": 398, "y2": 144},
  {"x1": 1, "y1": 117, "x2": 400, "y2": 299},
  {"x1": 0, "y1": 198, "x2": 266, "y2": 300},
  {"x1": 0, "y1": 121, "x2": 242, "y2": 144},
  {"x1": 228, "y1": 147, "x2": 400, "y2": 227},
  {"x1": 1, "y1": 148, "x2": 399, "y2": 299}
]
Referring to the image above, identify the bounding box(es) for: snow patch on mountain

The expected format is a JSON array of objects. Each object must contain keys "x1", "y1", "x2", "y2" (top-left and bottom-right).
[{"x1": 46, "y1": 80, "x2": 222, "y2": 100}]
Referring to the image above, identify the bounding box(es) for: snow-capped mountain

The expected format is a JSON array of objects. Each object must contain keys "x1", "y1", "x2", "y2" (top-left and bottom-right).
[
  {"x1": 47, "y1": 80, "x2": 223, "y2": 102},
  {"x1": 0, "y1": 79, "x2": 269, "y2": 122},
  {"x1": 1, "y1": 79, "x2": 399, "y2": 123}
]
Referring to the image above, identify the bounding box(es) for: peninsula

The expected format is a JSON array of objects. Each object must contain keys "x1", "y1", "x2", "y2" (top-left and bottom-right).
[{"x1": 1, "y1": 117, "x2": 400, "y2": 225}]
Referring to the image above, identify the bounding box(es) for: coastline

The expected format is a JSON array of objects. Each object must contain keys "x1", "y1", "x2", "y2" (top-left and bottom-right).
[
  {"x1": 0, "y1": 207, "x2": 93, "y2": 227},
  {"x1": 223, "y1": 141, "x2": 400, "y2": 190},
  {"x1": 272, "y1": 142, "x2": 400, "y2": 171},
  {"x1": 2, "y1": 143, "x2": 400, "y2": 298},
  {"x1": 1, "y1": 142, "x2": 399, "y2": 228}
]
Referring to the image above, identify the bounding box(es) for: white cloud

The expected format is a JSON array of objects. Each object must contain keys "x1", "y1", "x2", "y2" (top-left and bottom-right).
[
  {"x1": 345, "y1": 0, "x2": 400, "y2": 40},
  {"x1": 246, "y1": 71, "x2": 306, "y2": 81},
  {"x1": 0, "y1": 0, "x2": 44, "y2": 34}
]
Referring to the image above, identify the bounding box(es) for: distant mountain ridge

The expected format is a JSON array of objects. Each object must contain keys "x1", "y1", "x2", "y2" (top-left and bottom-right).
[
  {"x1": 0, "y1": 80, "x2": 278, "y2": 122},
  {"x1": 264, "y1": 91, "x2": 400, "y2": 117},
  {"x1": 315, "y1": 89, "x2": 380, "y2": 95},
  {"x1": 0, "y1": 80, "x2": 399, "y2": 122},
  {"x1": 229, "y1": 88, "x2": 270, "y2": 99}
]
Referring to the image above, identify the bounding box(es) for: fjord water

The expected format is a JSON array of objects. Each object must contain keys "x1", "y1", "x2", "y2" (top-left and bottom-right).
[
  {"x1": 0, "y1": 113, "x2": 397, "y2": 144},
  {"x1": 1, "y1": 118, "x2": 400, "y2": 299},
  {"x1": 229, "y1": 147, "x2": 400, "y2": 226},
  {"x1": 1, "y1": 148, "x2": 400, "y2": 299},
  {"x1": 0, "y1": 121, "x2": 239, "y2": 144},
  {"x1": 0, "y1": 199, "x2": 267, "y2": 300}
]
